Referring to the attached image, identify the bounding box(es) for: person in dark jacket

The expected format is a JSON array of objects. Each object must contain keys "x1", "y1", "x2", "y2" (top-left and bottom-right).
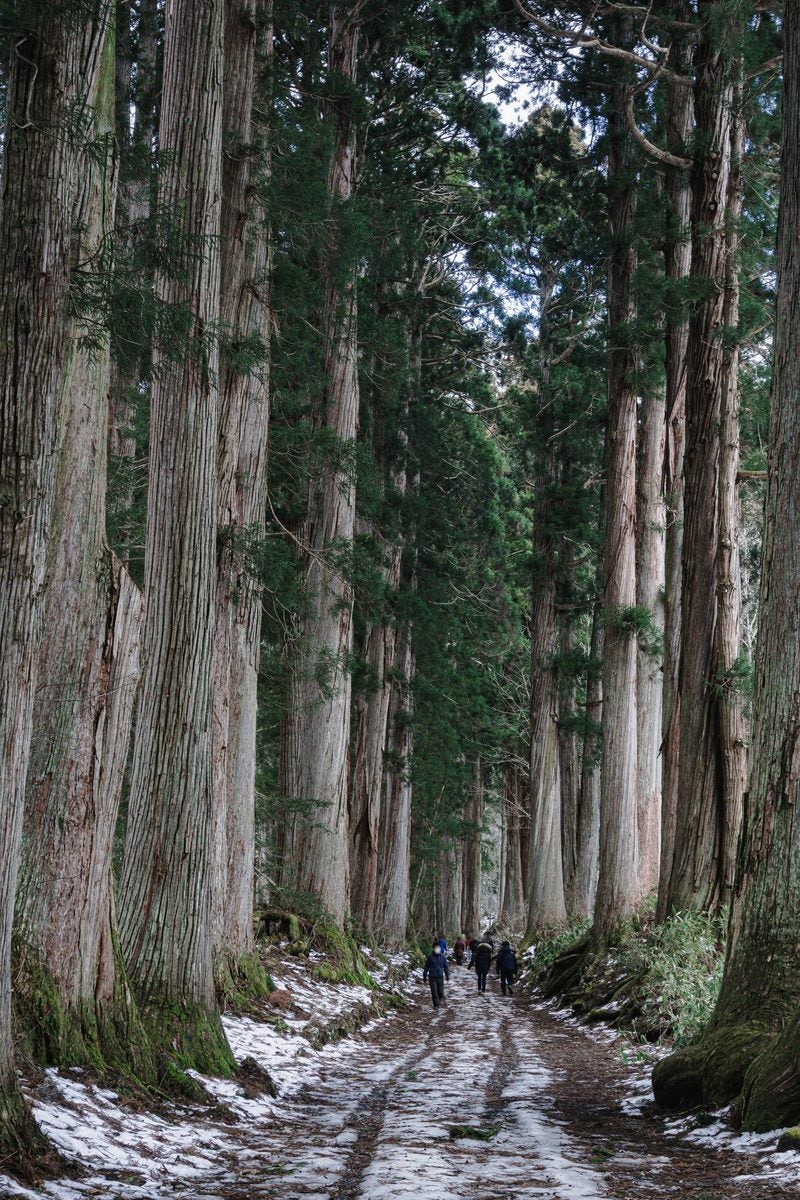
[
  {"x1": 453, "y1": 934, "x2": 466, "y2": 965},
  {"x1": 471, "y1": 939, "x2": 493, "y2": 993},
  {"x1": 496, "y1": 940, "x2": 518, "y2": 996},
  {"x1": 422, "y1": 942, "x2": 449, "y2": 1008}
]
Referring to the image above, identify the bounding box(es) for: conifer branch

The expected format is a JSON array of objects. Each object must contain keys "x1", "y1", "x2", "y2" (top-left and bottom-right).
[{"x1": 512, "y1": 0, "x2": 693, "y2": 87}]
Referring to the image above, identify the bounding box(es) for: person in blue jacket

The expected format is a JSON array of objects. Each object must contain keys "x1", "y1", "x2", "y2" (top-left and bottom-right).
[
  {"x1": 422, "y1": 942, "x2": 450, "y2": 1008},
  {"x1": 496, "y1": 940, "x2": 518, "y2": 996}
]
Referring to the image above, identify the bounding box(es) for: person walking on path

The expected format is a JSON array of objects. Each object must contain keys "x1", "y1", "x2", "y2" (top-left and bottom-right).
[
  {"x1": 471, "y1": 938, "x2": 493, "y2": 993},
  {"x1": 496, "y1": 940, "x2": 518, "y2": 996},
  {"x1": 423, "y1": 942, "x2": 449, "y2": 1008},
  {"x1": 453, "y1": 934, "x2": 466, "y2": 965}
]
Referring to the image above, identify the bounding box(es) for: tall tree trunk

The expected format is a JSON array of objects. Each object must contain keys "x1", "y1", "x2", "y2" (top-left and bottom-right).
[
  {"x1": 108, "y1": 0, "x2": 158, "y2": 567},
  {"x1": 558, "y1": 612, "x2": 581, "y2": 908},
  {"x1": 499, "y1": 760, "x2": 527, "y2": 930},
  {"x1": 594, "y1": 23, "x2": 639, "y2": 937},
  {"x1": 118, "y1": 0, "x2": 234, "y2": 1075},
  {"x1": 210, "y1": 0, "x2": 272, "y2": 996},
  {"x1": 636, "y1": 378, "x2": 665, "y2": 901},
  {"x1": 461, "y1": 759, "x2": 483, "y2": 938},
  {"x1": 526, "y1": 551, "x2": 567, "y2": 933},
  {"x1": 0, "y1": 1, "x2": 111, "y2": 1161},
  {"x1": 438, "y1": 842, "x2": 463, "y2": 939},
  {"x1": 653, "y1": 13, "x2": 800, "y2": 1125},
  {"x1": 714, "y1": 90, "x2": 748, "y2": 903},
  {"x1": 14, "y1": 11, "x2": 147, "y2": 1075},
  {"x1": 568, "y1": 596, "x2": 603, "y2": 921},
  {"x1": 376, "y1": 620, "x2": 415, "y2": 944},
  {"x1": 666, "y1": 7, "x2": 744, "y2": 915},
  {"x1": 657, "y1": 20, "x2": 694, "y2": 922},
  {"x1": 350, "y1": 532, "x2": 403, "y2": 932},
  {"x1": 280, "y1": 7, "x2": 361, "y2": 925}
]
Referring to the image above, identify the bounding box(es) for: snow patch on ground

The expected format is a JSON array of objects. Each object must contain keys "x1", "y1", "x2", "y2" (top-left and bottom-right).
[{"x1": 0, "y1": 947, "x2": 412, "y2": 1200}]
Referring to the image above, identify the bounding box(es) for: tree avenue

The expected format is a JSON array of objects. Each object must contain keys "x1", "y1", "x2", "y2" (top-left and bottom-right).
[{"x1": 1, "y1": 0, "x2": 799, "y2": 1168}]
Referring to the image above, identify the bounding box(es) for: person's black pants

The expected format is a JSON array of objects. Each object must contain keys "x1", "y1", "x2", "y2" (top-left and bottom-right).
[
  {"x1": 500, "y1": 971, "x2": 515, "y2": 995},
  {"x1": 429, "y1": 977, "x2": 445, "y2": 1007},
  {"x1": 476, "y1": 969, "x2": 488, "y2": 992}
]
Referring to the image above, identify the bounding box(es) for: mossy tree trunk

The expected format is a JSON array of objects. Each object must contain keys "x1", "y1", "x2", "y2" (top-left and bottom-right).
[
  {"x1": 594, "y1": 22, "x2": 639, "y2": 938},
  {"x1": 118, "y1": 0, "x2": 234, "y2": 1077},
  {"x1": 15, "y1": 10, "x2": 148, "y2": 1077},
  {"x1": 664, "y1": 1, "x2": 745, "y2": 916},
  {"x1": 280, "y1": 6, "x2": 362, "y2": 925},
  {"x1": 210, "y1": 0, "x2": 272, "y2": 997},
  {"x1": 0, "y1": 0, "x2": 112, "y2": 1162},
  {"x1": 654, "y1": 7, "x2": 800, "y2": 1129},
  {"x1": 657, "y1": 18, "x2": 693, "y2": 922}
]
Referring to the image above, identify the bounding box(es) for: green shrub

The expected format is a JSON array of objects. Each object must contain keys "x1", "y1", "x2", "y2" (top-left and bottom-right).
[
  {"x1": 530, "y1": 920, "x2": 591, "y2": 972},
  {"x1": 639, "y1": 910, "x2": 726, "y2": 1046}
]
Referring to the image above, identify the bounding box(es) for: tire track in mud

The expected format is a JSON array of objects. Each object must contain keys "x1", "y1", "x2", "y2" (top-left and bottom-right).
[{"x1": 329, "y1": 1012, "x2": 437, "y2": 1200}]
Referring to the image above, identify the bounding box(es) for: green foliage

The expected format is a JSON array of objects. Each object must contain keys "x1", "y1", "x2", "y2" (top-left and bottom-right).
[
  {"x1": 639, "y1": 911, "x2": 727, "y2": 1047},
  {"x1": 608, "y1": 605, "x2": 663, "y2": 660},
  {"x1": 531, "y1": 922, "x2": 592, "y2": 972},
  {"x1": 710, "y1": 651, "x2": 754, "y2": 701}
]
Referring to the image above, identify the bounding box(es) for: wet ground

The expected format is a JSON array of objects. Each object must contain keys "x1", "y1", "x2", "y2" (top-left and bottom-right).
[
  {"x1": 241, "y1": 967, "x2": 798, "y2": 1200},
  {"x1": 6, "y1": 964, "x2": 798, "y2": 1200}
]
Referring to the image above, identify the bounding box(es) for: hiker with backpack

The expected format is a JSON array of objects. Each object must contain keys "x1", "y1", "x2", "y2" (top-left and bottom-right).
[
  {"x1": 470, "y1": 937, "x2": 493, "y2": 993},
  {"x1": 422, "y1": 941, "x2": 450, "y2": 1009},
  {"x1": 496, "y1": 940, "x2": 518, "y2": 996}
]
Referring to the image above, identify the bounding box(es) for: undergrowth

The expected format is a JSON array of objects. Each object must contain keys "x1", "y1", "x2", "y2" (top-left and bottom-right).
[
  {"x1": 531, "y1": 906, "x2": 726, "y2": 1049},
  {"x1": 637, "y1": 910, "x2": 726, "y2": 1046}
]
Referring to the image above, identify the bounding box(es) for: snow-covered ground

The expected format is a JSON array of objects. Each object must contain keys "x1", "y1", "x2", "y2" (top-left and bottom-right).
[
  {"x1": 542, "y1": 995, "x2": 800, "y2": 1193},
  {"x1": 2, "y1": 951, "x2": 800, "y2": 1199}
]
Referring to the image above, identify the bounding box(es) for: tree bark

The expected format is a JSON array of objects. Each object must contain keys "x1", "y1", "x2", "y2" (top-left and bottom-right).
[
  {"x1": 666, "y1": 7, "x2": 744, "y2": 915},
  {"x1": 568, "y1": 596, "x2": 603, "y2": 921},
  {"x1": 210, "y1": 0, "x2": 272, "y2": 995},
  {"x1": 438, "y1": 842, "x2": 463, "y2": 939},
  {"x1": 108, "y1": 0, "x2": 158, "y2": 568},
  {"x1": 558, "y1": 611, "x2": 581, "y2": 909},
  {"x1": 653, "y1": 11, "x2": 800, "y2": 1124},
  {"x1": 526, "y1": 549, "x2": 567, "y2": 934},
  {"x1": 636, "y1": 377, "x2": 665, "y2": 902},
  {"x1": 349, "y1": 519, "x2": 404, "y2": 931},
  {"x1": 0, "y1": 1, "x2": 111, "y2": 1160},
  {"x1": 499, "y1": 760, "x2": 527, "y2": 930},
  {"x1": 280, "y1": 7, "x2": 361, "y2": 925},
  {"x1": 657, "y1": 16, "x2": 694, "y2": 922},
  {"x1": 118, "y1": 0, "x2": 234, "y2": 1074},
  {"x1": 594, "y1": 22, "x2": 639, "y2": 937},
  {"x1": 15, "y1": 12, "x2": 147, "y2": 1075},
  {"x1": 461, "y1": 759, "x2": 483, "y2": 938},
  {"x1": 375, "y1": 620, "x2": 415, "y2": 944}
]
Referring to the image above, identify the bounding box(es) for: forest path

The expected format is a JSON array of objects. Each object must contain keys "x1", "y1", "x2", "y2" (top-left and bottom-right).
[{"x1": 237, "y1": 967, "x2": 795, "y2": 1200}]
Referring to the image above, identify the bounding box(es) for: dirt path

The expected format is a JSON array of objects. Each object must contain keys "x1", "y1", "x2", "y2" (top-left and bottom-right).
[{"x1": 249, "y1": 966, "x2": 798, "y2": 1200}]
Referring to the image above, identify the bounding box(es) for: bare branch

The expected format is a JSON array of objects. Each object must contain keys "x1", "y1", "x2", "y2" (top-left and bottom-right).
[
  {"x1": 625, "y1": 80, "x2": 692, "y2": 169},
  {"x1": 512, "y1": 0, "x2": 693, "y2": 87}
]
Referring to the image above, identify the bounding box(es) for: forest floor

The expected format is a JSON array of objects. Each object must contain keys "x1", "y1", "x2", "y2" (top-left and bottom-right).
[{"x1": 1, "y1": 952, "x2": 799, "y2": 1200}]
